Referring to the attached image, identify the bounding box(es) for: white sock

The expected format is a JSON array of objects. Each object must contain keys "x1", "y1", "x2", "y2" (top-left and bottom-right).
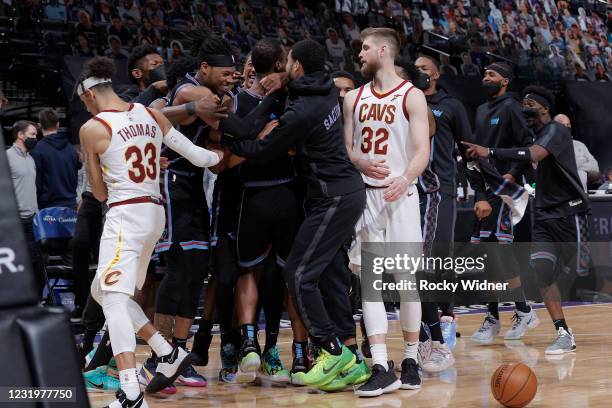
[
  {"x1": 370, "y1": 343, "x2": 389, "y2": 370},
  {"x1": 119, "y1": 368, "x2": 141, "y2": 400},
  {"x1": 403, "y1": 341, "x2": 418, "y2": 362},
  {"x1": 148, "y1": 332, "x2": 173, "y2": 357}
]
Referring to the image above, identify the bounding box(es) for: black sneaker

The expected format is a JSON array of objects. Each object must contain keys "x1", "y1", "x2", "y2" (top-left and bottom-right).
[
  {"x1": 290, "y1": 356, "x2": 309, "y2": 385},
  {"x1": 70, "y1": 306, "x2": 83, "y2": 323},
  {"x1": 400, "y1": 358, "x2": 421, "y2": 389},
  {"x1": 104, "y1": 389, "x2": 146, "y2": 408},
  {"x1": 145, "y1": 346, "x2": 191, "y2": 394},
  {"x1": 190, "y1": 330, "x2": 213, "y2": 366},
  {"x1": 354, "y1": 362, "x2": 401, "y2": 397}
]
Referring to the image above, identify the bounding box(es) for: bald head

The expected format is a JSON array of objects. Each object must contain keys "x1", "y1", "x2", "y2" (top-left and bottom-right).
[{"x1": 554, "y1": 114, "x2": 571, "y2": 129}]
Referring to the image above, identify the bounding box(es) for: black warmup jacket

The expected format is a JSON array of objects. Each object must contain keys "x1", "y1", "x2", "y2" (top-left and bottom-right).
[{"x1": 221, "y1": 71, "x2": 364, "y2": 199}]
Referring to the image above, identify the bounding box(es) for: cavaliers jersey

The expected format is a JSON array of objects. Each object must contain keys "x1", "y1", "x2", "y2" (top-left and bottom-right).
[
  {"x1": 352, "y1": 80, "x2": 416, "y2": 187},
  {"x1": 95, "y1": 103, "x2": 163, "y2": 205}
]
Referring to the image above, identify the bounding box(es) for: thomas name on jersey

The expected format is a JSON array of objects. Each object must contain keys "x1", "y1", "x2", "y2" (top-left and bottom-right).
[{"x1": 117, "y1": 123, "x2": 158, "y2": 142}]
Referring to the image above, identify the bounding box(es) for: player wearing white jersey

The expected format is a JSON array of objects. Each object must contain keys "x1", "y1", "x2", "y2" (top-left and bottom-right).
[
  {"x1": 343, "y1": 28, "x2": 430, "y2": 397},
  {"x1": 78, "y1": 57, "x2": 222, "y2": 408}
]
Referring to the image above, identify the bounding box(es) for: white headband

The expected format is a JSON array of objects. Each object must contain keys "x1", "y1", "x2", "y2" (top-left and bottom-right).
[{"x1": 77, "y1": 77, "x2": 112, "y2": 96}]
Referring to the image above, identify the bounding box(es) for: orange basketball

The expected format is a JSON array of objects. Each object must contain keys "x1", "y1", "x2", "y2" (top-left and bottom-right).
[{"x1": 490, "y1": 363, "x2": 538, "y2": 408}]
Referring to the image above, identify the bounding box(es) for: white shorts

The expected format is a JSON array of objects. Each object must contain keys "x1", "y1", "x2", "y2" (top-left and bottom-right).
[
  {"x1": 91, "y1": 202, "x2": 165, "y2": 298},
  {"x1": 349, "y1": 184, "x2": 422, "y2": 268}
]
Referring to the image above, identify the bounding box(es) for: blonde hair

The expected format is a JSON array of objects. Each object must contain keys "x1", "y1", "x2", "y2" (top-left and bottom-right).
[{"x1": 360, "y1": 27, "x2": 401, "y2": 56}]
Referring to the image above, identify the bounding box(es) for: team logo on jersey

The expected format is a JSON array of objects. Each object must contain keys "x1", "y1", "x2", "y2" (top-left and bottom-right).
[
  {"x1": 490, "y1": 117, "x2": 500, "y2": 125},
  {"x1": 390, "y1": 94, "x2": 403, "y2": 102},
  {"x1": 104, "y1": 270, "x2": 122, "y2": 286},
  {"x1": 432, "y1": 109, "x2": 443, "y2": 118}
]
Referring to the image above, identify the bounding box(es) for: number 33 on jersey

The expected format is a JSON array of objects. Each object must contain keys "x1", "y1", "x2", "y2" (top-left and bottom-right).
[
  {"x1": 352, "y1": 80, "x2": 416, "y2": 187},
  {"x1": 94, "y1": 103, "x2": 164, "y2": 205}
]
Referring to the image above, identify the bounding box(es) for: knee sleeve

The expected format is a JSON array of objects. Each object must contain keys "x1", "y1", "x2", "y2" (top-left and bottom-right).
[
  {"x1": 127, "y1": 297, "x2": 150, "y2": 332},
  {"x1": 362, "y1": 301, "x2": 388, "y2": 336},
  {"x1": 101, "y1": 292, "x2": 138, "y2": 356},
  {"x1": 400, "y1": 301, "x2": 422, "y2": 333},
  {"x1": 532, "y1": 257, "x2": 557, "y2": 288}
]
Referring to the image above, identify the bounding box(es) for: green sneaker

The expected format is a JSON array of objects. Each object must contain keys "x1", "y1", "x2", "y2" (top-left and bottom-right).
[
  {"x1": 319, "y1": 360, "x2": 371, "y2": 392},
  {"x1": 303, "y1": 345, "x2": 355, "y2": 387},
  {"x1": 107, "y1": 357, "x2": 118, "y2": 378},
  {"x1": 83, "y1": 366, "x2": 120, "y2": 393},
  {"x1": 259, "y1": 346, "x2": 290, "y2": 383}
]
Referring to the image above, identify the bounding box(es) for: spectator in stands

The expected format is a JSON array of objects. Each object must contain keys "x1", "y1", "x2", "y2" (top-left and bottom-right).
[
  {"x1": 139, "y1": 16, "x2": 161, "y2": 46},
  {"x1": 30, "y1": 109, "x2": 79, "y2": 210},
  {"x1": 168, "y1": 0, "x2": 189, "y2": 23},
  {"x1": 461, "y1": 52, "x2": 481, "y2": 76},
  {"x1": 598, "y1": 167, "x2": 612, "y2": 191},
  {"x1": 440, "y1": 54, "x2": 458, "y2": 76},
  {"x1": 74, "y1": 33, "x2": 96, "y2": 57},
  {"x1": 594, "y1": 62, "x2": 610, "y2": 81},
  {"x1": 117, "y1": 0, "x2": 141, "y2": 24},
  {"x1": 145, "y1": 0, "x2": 164, "y2": 28},
  {"x1": 104, "y1": 35, "x2": 129, "y2": 59},
  {"x1": 326, "y1": 28, "x2": 346, "y2": 70},
  {"x1": 44, "y1": 0, "x2": 67, "y2": 21},
  {"x1": 573, "y1": 62, "x2": 591, "y2": 81},
  {"x1": 169, "y1": 40, "x2": 185, "y2": 63},
  {"x1": 246, "y1": 23, "x2": 262, "y2": 49},
  {"x1": 260, "y1": 6, "x2": 277, "y2": 36},
  {"x1": 108, "y1": 13, "x2": 133, "y2": 47},
  {"x1": 6, "y1": 120, "x2": 45, "y2": 298},
  {"x1": 342, "y1": 12, "x2": 361, "y2": 42},
  {"x1": 75, "y1": 10, "x2": 96, "y2": 40},
  {"x1": 554, "y1": 113, "x2": 600, "y2": 191},
  {"x1": 214, "y1": 3, "x2": 236, "y2": 30},
  {"x1": 121, "y1": 44, "x2": 166, "y2": 105},
  {"x1": 96, "y1": 0, "x2": 114, "y2": 24}
]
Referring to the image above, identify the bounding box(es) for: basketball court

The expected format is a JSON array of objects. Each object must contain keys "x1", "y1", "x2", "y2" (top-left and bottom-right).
[{"x1": 87, "y1": 303, "x2": 609, "y2": 408}]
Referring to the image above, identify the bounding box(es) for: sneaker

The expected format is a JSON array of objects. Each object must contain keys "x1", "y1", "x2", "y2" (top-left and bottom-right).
[
  {"x1": 471, "y1": 313, "x2": 500, "y2": 343},
  {"x1": 259, "y1": 346, "x2": 290, "y2": 383},
  {"x1": 137, "y1": 358, "x2": 177, "y2": 395},
  {"x1": 319, "y1": 360, "x2": 371, "y2": 392},
  {"x1": 303, "y1": 345, "x2": 355, "y2": 387},
  {"x1": 545, "y1": 327, "x2": 576, "y2": 355},
  {"x1": 84, "y1": 347, "x2": 97, "y2": 368},
  {"x1": 290, "y1": 356, "x2": 308, "y2": 385},
  {"x1": 440, "y1": 316, "x2": 457, "y2": 350},
  {"x1": 145, "y1": 347, "x2": 191, "y2": 394},
  {"x1": 177, "y1": 365, "x2": 207, "y2": 387},
  {"x1": 504, "y1": 308, "x2": 539, "y2": 340},
  {"x1": 71, "y1": 306, "x2": 83, "y2": 323},
  {"x1": 84, "y1": 366, "x2": 120, "y2": 393},
  {"x1": 400, "y1": 358, "x2": 421, "y2": 389},
  {"x1": 191, "y1": 330, "x2": 213, "y2": 366},
  {"x1": 104, "y1": 389, "x2": 147, "y2": 408},
  {"x1": 418, "y1": 338, "x2": 432, "y2": 366},
  {"x1": 107, "y1": 357, "x2": 118, "y2": 378},
  {"x1": 354, "y1": 362, "x2": 401, "y2": 397},
  {"x1": 218, "y1": 343, "x2": 238, "y2": 384},
  {"x1": 238, "y1": 338, "x2": 261, "y2": 374},
  {"x1": 422, "y1": 342, "x2": 455, "y2": 374}
]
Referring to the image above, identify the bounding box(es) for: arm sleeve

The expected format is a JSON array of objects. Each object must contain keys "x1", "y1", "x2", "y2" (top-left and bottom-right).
[
  {"x1": 534, "y1": 125, "x2": 566, "y2": 158},
  {"x1": 507, "y1": 105, "x2": 533, "y2": 180},
  {"x1": 223, "y1": 108, "x2": 306, "y2": 163},
  {"x1": 219, "y1": 93, "x2": 279, "y2": 140},
  {"x1": 163, "y1": 127, "x2": 220, "y2": 168}
]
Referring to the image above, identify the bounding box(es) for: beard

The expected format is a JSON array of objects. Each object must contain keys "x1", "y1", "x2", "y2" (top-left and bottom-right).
[{"x1": 360, "y1": 60, "x2": 378, "y2": 78}]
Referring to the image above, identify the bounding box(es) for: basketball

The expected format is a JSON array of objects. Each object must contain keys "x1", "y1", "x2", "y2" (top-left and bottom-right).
[{"x1": 490, "y1": 363, "x2": 538, "y2": 408}]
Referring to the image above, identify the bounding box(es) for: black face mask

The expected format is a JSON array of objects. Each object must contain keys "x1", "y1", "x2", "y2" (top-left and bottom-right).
[
  {"x1": 521, "y1": 107, "x2": 540, "y2": 119},
  {"x1": 24, "y1": 137, "x2": 38, "y2": 151},
  {"x1": 146, "y1": 65, "x2": 166, "y2": 85},
  {"x1": 413, "y1": 72, "x2": 431, "y2": 91},
  {"x1": 482, "y1": 80, "x2": 502, "y2": 97}
]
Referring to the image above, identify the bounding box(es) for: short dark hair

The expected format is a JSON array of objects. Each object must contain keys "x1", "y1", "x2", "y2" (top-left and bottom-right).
[
  {"x1": 523, "y1": 85, "x2": 555, "y2": 110},
  {"x1": 251, "y1": 38, "x2": 283, "y2": 75},
  {"x1": 291, "y1": 39, "x2": 326, "y2": 74},
  {"x1": 127, "y1": 44, "x2": 160, "y2": 83},
  {"x1": 417, "y1": 54, "x2": 440, "y2": 72},
  {"x1": 76, "y1": 56, "x2": 116, "y2": 95},
  {"x1": 394, "y1": 57, "x2": 419, "y2": 81},
  {"x1": 38, "y1": 108, "x2": 59, "y2": 131},
  {"x1": 331, "y1": 71, "x2": 355, "y2": 83},
  {"x1": 12, "y1": 120, "x2": 36, "y2": 142},
  {"x1": 166, "y1": 56, "x2": 198, "y2": 90},
  {"x1": 111, "y1": 14, "x2": 121, "y2": 21}
]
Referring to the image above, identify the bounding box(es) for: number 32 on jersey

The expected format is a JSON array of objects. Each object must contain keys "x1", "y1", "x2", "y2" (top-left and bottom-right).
[{"x1": 360, "y1": 127, "x2": 389, "y2": 155}]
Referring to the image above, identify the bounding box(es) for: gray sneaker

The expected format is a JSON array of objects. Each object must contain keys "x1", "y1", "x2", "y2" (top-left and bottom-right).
[
  {"x1": 471, "y1": 313, "x2": 500, "y2": 343},
  {"x1": 504, "y1": 308, "x2": 539, "y2": 340},
  {"x1": 545, "y1": 327, "x2": 576, "y2": 355}
]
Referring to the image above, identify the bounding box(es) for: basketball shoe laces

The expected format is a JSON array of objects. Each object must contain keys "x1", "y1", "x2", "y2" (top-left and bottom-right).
[
  {"x1": 509, "y1": 312, "x2": 524, "y2": 330},
  {"x1": 478, "y1": 316, "x2": 497, "y2": 333}
]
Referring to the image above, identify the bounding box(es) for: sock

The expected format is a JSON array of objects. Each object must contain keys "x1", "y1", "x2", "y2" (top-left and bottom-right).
[
  {"x1": 264, "y1": 331, "x2": 278, "y2": 354},
  {"x1": 293, "y1": 341, "x2": 307, "y2": 360},
  {"x1": 403, "y1": 341, "x2": 418, "y2": 362},
  {"x1": 148, "y1": 331, "x2": 173, "y2": 357},
  {"x1": 429, "y1": 322, "x2": 444, "y2": 344},
  {"x1": 419, "y1": 323, "x2": 429, "y2": 342},
  {"x1": 553, "y1": 319, "x2": 568, "y2": 331},
  {"x1": 241, "y1": 324, "x2": 257, "y2": 341},
  {"x1": 515, "y1": 301, "x2": 531, "y2": 313},
  {"x1": 370, "y1": 343, "x2": 388, "y2": 370},
  {"x1": 487, "y1": 302, "x2": 499, "y2": 320},
  {"x1": 173, "y1": 337, "x2": 187, "y2": 351},
  {"x1": 347, "y1": 344, "x2": 363, "y2": 363},
  {"x1": 198, "y1": 318, "x2": 213, "y2": 335},
  {"x1": 320, "y1": 335, "x2": 342, "y2": 356},
  {"x1": 84, "y1": 331, "x2": 113, "y2": 371},
  {"x1": 119, "y1": 368, "x2": 140, "y2": 400}
]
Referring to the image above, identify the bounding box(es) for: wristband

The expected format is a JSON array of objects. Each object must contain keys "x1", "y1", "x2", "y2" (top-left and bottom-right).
[
  {"x1": 490, "y1": 147, "x2": 532, "y2": 162},
  {"x1": 186, "y1": 101, "x2": 196, "y2": 116}
]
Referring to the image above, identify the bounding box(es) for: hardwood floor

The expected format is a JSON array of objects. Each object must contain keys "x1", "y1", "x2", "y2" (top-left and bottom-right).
[{"x1": 88, "y1": 304, "x2": 612, "y2": 407}]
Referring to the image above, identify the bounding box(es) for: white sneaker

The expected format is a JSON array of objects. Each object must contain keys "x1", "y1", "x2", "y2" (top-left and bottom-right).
[
  {"x1": 422, "y1": 341, "x2": 455, "y2": 373},
  {"x1": 504, "y1": 308, "x2": 540, "y2": 340},
  {"x1": 471, "y1": 313, "x2": 500, "y2": 343},
  {"x1": 545, "y1": 327, "x2": 576, "y2": 355},
  {"x1": 418, "y1": 337, "x2": 432, "y2": 366},
  {"x1": 145, "y1": 346, "x2": 192, "y2": 394}
]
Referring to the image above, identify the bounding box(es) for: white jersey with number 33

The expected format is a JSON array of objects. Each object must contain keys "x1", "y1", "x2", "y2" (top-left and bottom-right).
[
  {"x1": 352, "y1": 80, "x2": 415, "y2": 187},
  {"x1": 95, "y1": 103, "x2": 163, "y2": 205}
]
